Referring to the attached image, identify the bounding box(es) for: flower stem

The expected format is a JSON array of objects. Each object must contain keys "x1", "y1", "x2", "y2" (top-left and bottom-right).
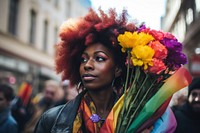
[
  {"x1": 115, "y1": 49, "x2": 131, "y2": 133},
  {"x1": 124, "y1": 78, "x2": 157, "y2": 132},
  {"x1": 125, "y1": 67, "x2": 140, "y2": 110},
  {"x1": 126, "y1": 72, "x2": 148, "y2": 117}
]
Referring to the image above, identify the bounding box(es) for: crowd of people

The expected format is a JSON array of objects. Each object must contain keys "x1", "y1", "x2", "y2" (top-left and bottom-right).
[
  {"x1": 0, "y1": 79, "x2": 78, "y2": 133},
  {"x1": 0, "y1": 8, "x2": 200, "y2": 133}
]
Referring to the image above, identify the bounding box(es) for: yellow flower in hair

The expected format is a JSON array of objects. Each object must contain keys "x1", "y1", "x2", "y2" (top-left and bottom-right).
[
  {"x1": 131, "y1": 45, "x2": 155, "y2": 70},
  {"x1": 117, "y1": 31, "x2": 154, "y2": 52}
]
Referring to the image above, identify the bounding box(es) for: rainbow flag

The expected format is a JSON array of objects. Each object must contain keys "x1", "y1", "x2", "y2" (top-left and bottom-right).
[
  {"x1": 18, "y1": 82, "x2": 32, "y2": 106},
  {"x1": 100, "y1": 67, "x2": 192, "y2": 132}
]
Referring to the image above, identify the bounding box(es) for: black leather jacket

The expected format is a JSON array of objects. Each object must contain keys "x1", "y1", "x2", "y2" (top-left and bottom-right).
[{"x1": 34, "y1": 91, "x2": 86, "y2": 133}]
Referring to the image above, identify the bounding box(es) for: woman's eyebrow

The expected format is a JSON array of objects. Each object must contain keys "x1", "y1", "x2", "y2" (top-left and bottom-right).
[
  {"x1": 81, "y1": 52, "x2": 89, "y2": 56},
  {"x1": 94, "y1": 51, "x2": 110, "y2": 57}
]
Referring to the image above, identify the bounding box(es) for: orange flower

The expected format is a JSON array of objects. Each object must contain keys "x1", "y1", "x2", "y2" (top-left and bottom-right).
[
  {"x1": 149, "y1": 41, "x2": 168, "y2": 59},
  {"x1": 148, "y1": 58, "x2": 166, "y2": 74},
  {"x1": 149, "y1": 30, "x2": 164, "y2": 40}
]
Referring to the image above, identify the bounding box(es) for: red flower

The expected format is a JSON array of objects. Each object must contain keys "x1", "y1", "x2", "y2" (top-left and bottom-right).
[
  {"x1": 149, "y1": 30, "x2": 164, "y2": 40},
  {"x1": 140, "y1": 28, "x2": 151, "y2": 33},
  {"x1": 148, "y1": 58, "x2": 166, "y2": 74},
  {"x1": 164, "y1": 32, "x2": 176, "y2": 40},
  {"x1": 149, "y1": 41, "x2": 168, "y2": 60}
]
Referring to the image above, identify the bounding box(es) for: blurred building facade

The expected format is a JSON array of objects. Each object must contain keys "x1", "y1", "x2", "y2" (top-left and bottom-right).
[
  {"x1": 162, "y1": 0, "x2": 200, "y2": 77},
  {"x1": 162, "y1": 0, "x2": 200, "y2": 106},
  {"x1": 0, "y1": 0, "x2": 90, "y2": 92}
]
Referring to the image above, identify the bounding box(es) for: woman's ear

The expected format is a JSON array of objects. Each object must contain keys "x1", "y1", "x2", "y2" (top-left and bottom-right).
[{"x1": 115, "y1": 67, "x2": 122, "y2": 78}]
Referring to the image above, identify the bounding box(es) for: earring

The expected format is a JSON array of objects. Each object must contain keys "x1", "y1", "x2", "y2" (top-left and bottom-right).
[
  {"x1": 111, "y1": 78, "x2": 116, "y2": 88},
  {"x1": 77, "y1": 82, "x2": 84, "y2": 93}
]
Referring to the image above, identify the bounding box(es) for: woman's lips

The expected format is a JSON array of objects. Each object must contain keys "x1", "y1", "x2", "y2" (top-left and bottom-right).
[{"x1": 82, "y1": 74, "x2": 96, "y2": 81}]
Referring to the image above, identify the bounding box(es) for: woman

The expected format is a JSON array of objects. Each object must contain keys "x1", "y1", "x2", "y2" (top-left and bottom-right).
[{"x1": 34, "y1": 9, "x2": 175, "y2": 133}]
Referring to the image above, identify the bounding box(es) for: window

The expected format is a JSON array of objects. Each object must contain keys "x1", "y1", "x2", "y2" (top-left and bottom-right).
[
  {"x1": 195, "y1": 0, "x2": 200, "y2": 12},
  {"x1": 43, "y1": 20, "x2": 48, "y2": 52},
  {"x1": 29, "y1": 10, "x2": 37, "y2": 44},
  {"x1": 177, "y1": 17, "x2": 186, "y2": 42},
  {"x1": 8, "y1": 0, "x2": 19, "y2": 35},
  {"x1": 186, "y1": 8, "x2": 194, "y2": 25},
  {"x1": 54, "y1": 27, "x2": 58, "y2": 44}
]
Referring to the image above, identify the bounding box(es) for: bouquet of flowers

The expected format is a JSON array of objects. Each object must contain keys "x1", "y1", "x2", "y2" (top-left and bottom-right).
[{"x1": 112, "y1": 25, "x2": 192, "y2": 133}]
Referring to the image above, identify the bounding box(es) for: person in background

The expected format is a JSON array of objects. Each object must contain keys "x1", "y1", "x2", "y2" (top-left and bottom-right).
[
  {"x1": 0, "y1": 83, "x2": 18, "y2": 133},
  {"x1": 53, "y1": 80, "x2": 69, "y2": 106},
  {"x1": 37, "y1": 80, "x2": 59, "y2": 111},
  {"x1": 54, "y1": 82, "x2": 65, "y2": 105},
  {"x1": 11, "y1": 81, "x2": 34, "y2": 133},
  {"x1": 23, "y1": 80, "x2": 59, "y2": 133},
  {"x1": 173, "y1": 77, "x2": 200, "y2": 133},
  {"x1": 66, "y1": 82, "x2": 80, "y2": 101},
  {"x1": 54, "y1": 80, "x2": 79, "y2": 106}
]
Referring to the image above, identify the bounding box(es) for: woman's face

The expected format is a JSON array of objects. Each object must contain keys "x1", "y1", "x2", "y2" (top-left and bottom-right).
[{"x1": 79, "y1": 43, "x2": 117, "y2": 90}]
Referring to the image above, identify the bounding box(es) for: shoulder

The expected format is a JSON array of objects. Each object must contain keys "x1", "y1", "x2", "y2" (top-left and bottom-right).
[
  {"x1": 42, "y1": 105, "x2": 64, "y2": 121},
  {"x1": 172, "y1": 104, "x2": 187, "y2": 118},
  {"x1": 2, "y1": 115, "x2": 17, "y2": 127},
  {"x1": 38, "y1": 104, "x2": 67, "y2": 126},
  {"x1": 42, "y1": 90, "x2": 86, "y2": 119},
  {"x1": 34, "y1": 105, "x2": 66, "y2": 133},
  {"x1": 8, "y1": 115, "x2": 17, "y2": 125},
  {"x1": 34, "y1": 91, "x2": 86, "y2": 133},
  {"x1": 0, "y1": 115, "x2": 18, "y2": 133}
]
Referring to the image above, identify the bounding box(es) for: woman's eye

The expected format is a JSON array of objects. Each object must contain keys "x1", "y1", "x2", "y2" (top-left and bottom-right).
[
  {"x1": 96, "y1": 56, "x2": 105, "y2": 62},
  {"x1": 81, "y1": 57, "x2": 88, "y2": 63}
]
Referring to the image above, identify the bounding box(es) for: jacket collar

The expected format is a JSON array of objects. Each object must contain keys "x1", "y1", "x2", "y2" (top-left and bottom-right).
[{"x1": 51, "y1": 90, "x2": 87, "y2": 133}]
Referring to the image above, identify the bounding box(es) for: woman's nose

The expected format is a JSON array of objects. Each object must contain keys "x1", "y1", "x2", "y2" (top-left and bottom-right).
[{"x1": 84, "y1": 59, "x2": 94, "y2": 70}]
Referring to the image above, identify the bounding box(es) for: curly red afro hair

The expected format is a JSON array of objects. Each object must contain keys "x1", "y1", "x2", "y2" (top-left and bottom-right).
[{"x1": 55, "y1": 8, "x2": 137, "y2": 86}]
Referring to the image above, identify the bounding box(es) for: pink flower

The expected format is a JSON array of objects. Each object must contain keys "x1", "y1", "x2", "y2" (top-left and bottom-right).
[
  {"x1": 148, "y1": 58, "x2": 166, "y2": 74},
  {"x1": 141, "y1": 28, "x2": 151, "y2": 33},
  {"x1": 149, "y1": 41, "x2": 168, "y2": 59},
  {"x1": 149, "y1": 30, "x2": 164, "y2": 40},
  {"x1": 164, "y1": 32, "x2": 176, "y2": 40}
]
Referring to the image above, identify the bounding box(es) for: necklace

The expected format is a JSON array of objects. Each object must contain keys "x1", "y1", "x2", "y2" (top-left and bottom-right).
[
  {"x1": 89, "y1": 92, "x2": 116, "y2": 123},
  {"x1": 90, "y1": 114, "x2": 101, "y2": 123}
]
